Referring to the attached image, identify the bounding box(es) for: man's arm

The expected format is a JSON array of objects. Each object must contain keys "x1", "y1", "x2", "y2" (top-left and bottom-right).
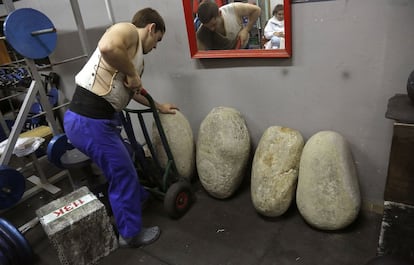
[
  {"x1": 196, "y1": 26, "x2": 211, "y2": 51},
  {"x1": 132, "y1": 92, "x2": 178, "y2": 114},
  {"x1": 197, "y1": 25, "x2": 236, "y2": 50},
  {"x1": 233, "y1": 3, "x2": 261, "y2": 45},
  {"x1": 197, "y1": 35, "x2": 207, "y2": 51}
]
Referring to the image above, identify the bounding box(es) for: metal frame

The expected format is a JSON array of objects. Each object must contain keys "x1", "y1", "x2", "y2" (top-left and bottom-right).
[{"x1": 0, "y1": 0, "x2": 92, "y2": 201}]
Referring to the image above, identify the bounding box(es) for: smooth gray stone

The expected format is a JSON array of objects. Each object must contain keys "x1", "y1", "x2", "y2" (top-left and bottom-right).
[
  {"x1": 196, "y1": 107, "x2": 251, "y2": 199},
  {"x1": 296, "y1": 131, "x2": 361, "y2": 230},
  {"x1": 251, "y1": 126, "x2": 304, "y2": 217},
  {"x1": 152, "y1": 110, "x2": 195, "y2": 180}
]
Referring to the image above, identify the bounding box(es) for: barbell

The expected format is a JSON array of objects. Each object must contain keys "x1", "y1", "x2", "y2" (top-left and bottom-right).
[{"x1": 2, "y1": 8, "x2": 57, "y2": 59}]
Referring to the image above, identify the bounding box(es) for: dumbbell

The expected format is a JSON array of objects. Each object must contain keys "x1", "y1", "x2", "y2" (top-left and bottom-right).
[{"x1": 47, "y1": 134, "x2": 97, "y2": 189}]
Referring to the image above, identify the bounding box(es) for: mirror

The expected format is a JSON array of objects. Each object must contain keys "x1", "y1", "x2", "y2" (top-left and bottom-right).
[{"x1": 182, "y1": 0, "x2": 292, "y2": 59}]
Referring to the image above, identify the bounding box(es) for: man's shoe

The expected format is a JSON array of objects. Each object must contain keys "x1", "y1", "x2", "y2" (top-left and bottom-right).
[{"x1": 119, "y1": 226, "x2": 161, "y2": 248}]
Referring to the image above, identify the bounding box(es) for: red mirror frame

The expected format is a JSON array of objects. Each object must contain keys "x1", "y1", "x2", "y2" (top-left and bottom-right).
[{"x1": 182, "y1": 0, "x2": 292, "y2": 59}]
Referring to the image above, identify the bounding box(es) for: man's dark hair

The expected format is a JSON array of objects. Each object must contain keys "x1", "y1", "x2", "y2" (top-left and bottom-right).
[
  {"x1": 197, "y1": 2, "x2": 219, "y2": 24},
  {"x1": 131, "y1": 8, "x2": 166, "y2": 33}
]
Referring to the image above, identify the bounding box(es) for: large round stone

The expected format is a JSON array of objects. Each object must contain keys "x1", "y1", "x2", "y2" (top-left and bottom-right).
[
  {"x1": 152, "y1": 110, "x2": 195, "y2": 180},
  {"x1": 251, "y1": 126, "x2": 304, "y2": 217},
  {"x1": 196, "y1": 107, "x2": 251, "y2": 199},
  {"x1": 296, "y1": 130, "x2": 361, "y2": 230}
]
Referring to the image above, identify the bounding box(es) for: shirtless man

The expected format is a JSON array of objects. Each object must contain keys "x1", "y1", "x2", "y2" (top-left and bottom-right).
[
  {"x1": 64, "y1": 8, "x2": 177, "y2": 248},
  {"x1": 196, "y1": 1, "x2": 261, "y2": 50}
]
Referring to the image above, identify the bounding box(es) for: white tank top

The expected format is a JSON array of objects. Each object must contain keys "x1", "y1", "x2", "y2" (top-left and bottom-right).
[
  {"x1": 75, "y1": 38, "x2": 144, "y2": 112},
  {"x1": 220, "y1": 4, "x2": 247, "y2": 47}
]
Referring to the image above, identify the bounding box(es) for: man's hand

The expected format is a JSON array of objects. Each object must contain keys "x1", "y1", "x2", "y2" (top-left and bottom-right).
[
  {"x1": 157, "y1": 103, "x2": 179, "y2": 114},
  {"x1": 238, "y1": 28, "x2": 250, "y2": 48}
]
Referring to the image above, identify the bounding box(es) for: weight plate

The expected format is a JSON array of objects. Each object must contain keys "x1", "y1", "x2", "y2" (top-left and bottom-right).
[
  {"x1": 0, "y1": 218, "x2": 33, "y2": 264},
  {"x1": 47, "y1": 134, "x2": 73, "y2": 168},
  {"x1": 0, "y1": 222, "x2": 21, "y2": 265},
  {"x1": 0, "y1": 249, "x2": 11, "y2": 265},
  {"x1": 0, "y1": 234, "x2": 13, "y2": 265},
  {"x1": 4, "y1": 8, "x2": 57, "y2": 59},
  {"x1": 0, "y1": 166, "x2": 26, "y2": 210}
]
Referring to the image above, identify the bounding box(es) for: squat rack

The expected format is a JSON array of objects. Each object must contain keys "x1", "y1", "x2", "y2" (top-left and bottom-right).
[{"x1": 0, "y1": 0, "x2": 97, "y2": 207}]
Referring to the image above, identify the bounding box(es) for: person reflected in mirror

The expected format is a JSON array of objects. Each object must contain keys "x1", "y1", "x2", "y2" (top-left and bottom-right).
[
  {"x1": 263, "y1": 4, "x2": 285, "y2": 49},
  {"x1": 196, "y1": 1, "x2": 261, "y2": 50},
  {"x1": 64, "y1": 8, "x2": 178, "y2": 249}
]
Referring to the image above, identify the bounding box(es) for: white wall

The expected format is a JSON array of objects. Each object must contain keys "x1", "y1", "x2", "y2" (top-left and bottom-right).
[{"x1": 5, "y1": 0, "x2": 414, "y2": 208}]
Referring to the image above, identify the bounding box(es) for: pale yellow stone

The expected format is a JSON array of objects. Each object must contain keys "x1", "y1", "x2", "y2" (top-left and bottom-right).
[
  {"x1": 196, "y1": 107, "x2": 251, "y2": 199},
  {"x1": 251, "y1": 126, "x2": 304, "y2": 217},
  {"x1": 152, "y1": 110, "x2": 195, "y2": 180},
  {"x1": 296, "y1": 130, "x2": 361, "y2": 230}
]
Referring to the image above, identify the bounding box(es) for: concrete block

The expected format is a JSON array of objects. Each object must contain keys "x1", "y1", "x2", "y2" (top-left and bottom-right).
[{"x1": 36, "y1": 186, "x2": 118, "y2": 265}]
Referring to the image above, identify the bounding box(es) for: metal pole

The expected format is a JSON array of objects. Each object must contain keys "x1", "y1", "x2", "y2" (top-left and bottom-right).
[
  {"x1": 2, "y1": 0, "x2": 15, "y2": 13},
  {"x1": 31, "y1": 28, "x2": 56, "y2": 36},
  {"x1": 0, "y1": 112, "x2": 10, "y2": 137},
  {"x1": 0, "y1": 81, "x2": 38, "y2": 165},
  {"x1": 104, "y1": 0, "x2": 116, "y2": 25},
  {"x1": 69, "y1": 0, "x2": 91, "y2": 56},
  {"x1": 25, "y1": 59, "x2": 61, "y2": 135}
]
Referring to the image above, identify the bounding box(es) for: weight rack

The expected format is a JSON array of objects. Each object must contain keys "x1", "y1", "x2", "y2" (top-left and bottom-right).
[{"x1": 0, "y1": 0, "x2": 94, "y2": 209}]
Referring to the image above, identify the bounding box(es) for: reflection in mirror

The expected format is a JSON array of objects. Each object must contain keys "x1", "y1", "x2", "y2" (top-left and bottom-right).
[
  {"x1": 183, "y1": 0, "x2": 291, "y2": 58},
  {"x1": 263, "y1": 0, "x2": 285, "y2": 49}
]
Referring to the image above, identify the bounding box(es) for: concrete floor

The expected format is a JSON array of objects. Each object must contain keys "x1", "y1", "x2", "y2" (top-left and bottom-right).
[{"x1": 1, "y1": 169, "x2": 384, "y2": 265}]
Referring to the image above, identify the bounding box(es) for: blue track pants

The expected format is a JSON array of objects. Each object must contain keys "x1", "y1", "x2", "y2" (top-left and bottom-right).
[{"x1": 64, "y1": 110, "x2": 147, "y2": 238}]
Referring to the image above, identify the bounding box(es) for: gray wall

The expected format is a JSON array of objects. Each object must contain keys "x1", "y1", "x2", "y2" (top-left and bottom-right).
[{"x1": 5, "y1": 0, "x2": 414, "y2": 208}]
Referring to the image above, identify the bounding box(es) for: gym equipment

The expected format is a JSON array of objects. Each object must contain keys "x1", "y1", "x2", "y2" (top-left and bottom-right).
[
  {"x1": 0, "y1": 217, "x2": 37, "y2": 265},
  {"x1": 0, "y1": 4, "x2": 96, "y2": 253},
  {"x1": 3, "y1": 8, "x2": 57, "y2": 59},
  {"x1": 47, "y1": 134, "x2": 74, "y2": 169},
  {"x1": 60, "y1": 147, "x2": 95, "y2": 188},
  {"x1": 407, "y1": 70, "x2": 414, "y2": 103},
  {"x1": 122, "y1": 88, "x2": 194, "y2": 219},
  {"x1": 25, "y1": 72, "x2": 61, "y2": 132},
  {"x1": 0, "y1": 165, "x2": 25, "y2": 209},
  {"x1": 0, "y1": 7, "x2": 66, "y2": 209},
  {"x1": 47, "y1": 134, "x2": 92, "y2": 185}
]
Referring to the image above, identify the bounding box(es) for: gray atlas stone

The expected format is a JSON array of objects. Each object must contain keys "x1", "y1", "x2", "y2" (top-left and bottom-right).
[
  {"x1": 152, "y1": 110, "x2": 195, "y2": 180},
  {"x1": 296, "y1": 130, "x2": 361, "y2": 230},
  {"x1": 196, "y1": 106, "x2": 251, "y2": 199},
  {"x1": 251, "y1": 126, "x2": 304, "y2": 217}
]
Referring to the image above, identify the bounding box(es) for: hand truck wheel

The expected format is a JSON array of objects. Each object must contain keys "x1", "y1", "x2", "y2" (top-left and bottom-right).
[{"x1": 164, "y1": 181, "x2": 193, "y2": 219}]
